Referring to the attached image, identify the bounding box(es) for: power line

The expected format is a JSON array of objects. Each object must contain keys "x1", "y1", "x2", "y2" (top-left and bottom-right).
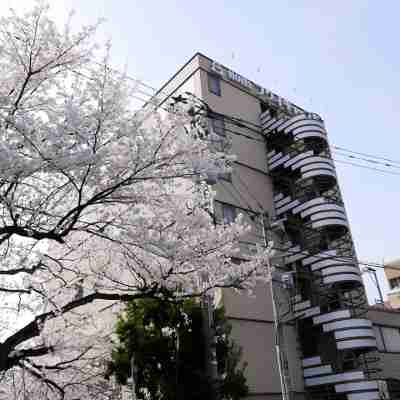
[
  {"x1": 333, "y1": 145, "x2": 400, "y2": 167},
  {"x1": 81, "y1": 61, "x2": 400, "y2": 178},
  {"x1": 333, "y1": 158, "x2": 400, "y2": 177},
  {"x1": 219, "y1": 170, "x2": 391, "y2": 273},
  {"x1": 333, "y1": 151, "x2": 400, "y2": 171},
  {"x1": 72, "y1": 62, "x2": 398, "y2": 274}
]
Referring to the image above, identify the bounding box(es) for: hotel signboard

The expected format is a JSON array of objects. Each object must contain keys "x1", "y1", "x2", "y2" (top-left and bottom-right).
[{"x1": 210, "y1": 60, "x2": 305, "y2": 116}]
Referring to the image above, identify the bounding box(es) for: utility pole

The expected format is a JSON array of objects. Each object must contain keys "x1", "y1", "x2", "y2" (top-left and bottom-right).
[
  {"x1": 201, "y1": 293, "x2": 218, "y2": 400},
  {"x1": 261, "y1": 214, "x2": 291, "y2": 400},
  {"x1": 363, "y1": 267, "x2": 384, "y2": 305},
  {"x1": 130, "y1": 355, "x2": 136, "y2": 400}
]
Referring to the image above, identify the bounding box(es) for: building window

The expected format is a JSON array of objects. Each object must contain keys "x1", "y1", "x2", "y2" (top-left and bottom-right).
[
  {"x1": 208, "y1": 74, "x2": 221, "y2": 96},
  {"x1": 389, "y1": 277, "x2": 400, "y2": 290},
  {"x1": 222, "y1": 204, "x2": 236, "y2": 224},
  {"x1": 211, "y1": 117, "x2": 225, "y2": 137}
]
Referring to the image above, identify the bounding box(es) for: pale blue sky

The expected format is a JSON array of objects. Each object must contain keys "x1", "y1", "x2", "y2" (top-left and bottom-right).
[{"x1": 6, "y1": 1, "x2": 399, "y2": 302}]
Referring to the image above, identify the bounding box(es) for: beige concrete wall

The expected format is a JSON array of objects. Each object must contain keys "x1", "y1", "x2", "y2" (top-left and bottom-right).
[
  {"x1": 384, "y1": 260, "x2": 400, "y2": 308},
  {"x1": 158, "y1": 53, "x2": 304, "y2": 396},
  {"x1": 215, "y1": 166, "x2": 274, "y2": 215},
  {"x1": 384, "y1": 259, "x2": 400, "y2": 281},
  {"x1": 387, "y1": 293, "x2": 400, "y2": 308},
  {"x1": 229, "y1": 319, "x2": 281, "y2": 394},
  {"x1": 194, "y1": 53, "x2": 303, "y2": 395},
  {"x1": 157, "y1": 54, "x2": 203, "y2": 102}
]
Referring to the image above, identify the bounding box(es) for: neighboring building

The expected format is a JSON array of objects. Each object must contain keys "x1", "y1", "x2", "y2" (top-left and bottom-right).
[
  {"x1": 369, "y1": 306, "x2": 400, "y2": 399},
  {"x1": 157, "y1": 53, "x2": 399, "y2": 400},
  {"x1": 384, "y1": 259, "x2": 400, "y2": 309}
]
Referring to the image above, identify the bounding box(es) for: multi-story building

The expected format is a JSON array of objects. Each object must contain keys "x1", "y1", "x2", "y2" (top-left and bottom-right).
[
  {"x1": 384, "y1": 259, "x2": 400, "y2": 308},
  {"x1": 156, "y1": 53, "x2": 400, "y2": 400}
]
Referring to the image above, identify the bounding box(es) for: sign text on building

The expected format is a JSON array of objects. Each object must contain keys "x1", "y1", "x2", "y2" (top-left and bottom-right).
[{"x1": 210, "y1": 61, "x2": 304, "y2": 116}]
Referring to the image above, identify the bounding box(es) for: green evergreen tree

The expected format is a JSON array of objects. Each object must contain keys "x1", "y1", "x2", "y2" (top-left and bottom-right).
[{"x1": 107, "y1": 298, "x2": 248, "y2": 400}]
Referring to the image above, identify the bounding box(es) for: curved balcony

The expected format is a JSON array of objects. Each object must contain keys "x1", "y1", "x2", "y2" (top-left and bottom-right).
[
  {"x1": 261, "y1": 112, "x2": 326, "y2": 142},
  {"x1": 292, "y1": 197, "x2": 348, "y2": 230},
  {"x1": 301, "y1": 248, "x2": 362, "y2": 287},
  {"x1": 262, "y1": 105, "x2": 380, "y2": 399},
  {"x1": 312, "y1": 311, "x2": 377, "y2": 351},
  {"x1": 292, "y1": 295, "x2": 321, "y2": 319},
  {"x1": 268, "y1": 149, "x2": 337, "y2": 185},
  {"x1": 302, "y1": 357, "x2": 381, "y2": 399}
]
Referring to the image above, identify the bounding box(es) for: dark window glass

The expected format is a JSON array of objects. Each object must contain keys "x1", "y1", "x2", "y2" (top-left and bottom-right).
[
  {"x1": 222, "y1": 204, "x2": 236, "y2": 224},
  {"x1": 390, "y1": 278, "x2": 400, "y2": 290},
  {"x1": 208, "y1": 74, "x2": 221, "y2": 96},
  {"x1": 211, "y1": 118, "x2": 225, "y2": 137}
]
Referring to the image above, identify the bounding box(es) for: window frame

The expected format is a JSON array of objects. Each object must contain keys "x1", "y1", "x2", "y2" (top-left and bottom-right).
[
  {"x1": 389, "y1": 277, "x2": 400, "y2": 290},
  {"x1": 208, "y1": 73, "x2": 221, "y2": 96},
  {"x1": 222, "y1": 203, "x2": 236, "y2": 224},
  {"x1": 211, "y1": 117, "x2": 225, "y2": 137}
]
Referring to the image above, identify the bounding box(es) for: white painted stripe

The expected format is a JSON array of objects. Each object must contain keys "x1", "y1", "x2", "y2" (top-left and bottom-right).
[
  {"x1": 277, "y1": 200, "x2": 301, "y2": 215},
  {"x1": 302, "y1": 357, "x2": 322, "y2": 368},
  {"x1": 292, "y1": 197, "x2": 326, "y2": 214},
  {"x1": 300, "y1": 162, "x2": 335, "y2": 173},
  {"x1": 274, "y1": 193, "x2": 284, "y2": 202},
  {"x1": 276, "y1": 114, "x2": 308, "y2": 132},
  {"x1": 303, "y1": 365, "x2": 332, "y2": 377},
  {"x1": 269, "y1": 154, "x2": 290, "y2": 169},
  {"x1": 293, "y1": 300, "x2": 311, "y2": 312},
  {"x1": 260, "y1": 113, "x2": 274, "y2": 123},
  {"x1": 313, "y1": 310, "x2": 351, "y2": 325},
  {"x1": 287, "y1": 251, "x2": 308, "y2": 264},
  {"x1": 334, "y1": 329, "x2": 375, "y2": 340},
  {"x1": 295, "y1": 306, "x2": 320, "y2": 319},
  {"x1": 311, "y1": 258, "x2": 353, "y2": 271},
  {"x1": 323, "y1": 319, "x2": 372, "y2": 332},
  {"x1": 323, "y1": 274, "x2": 362, "y2": 285},
  {"x1": 305, "y1": 371, "x2": 364, "y2": 387},
  {"x1": 284, "y1": 119, "x2": 324, "y2": 134},
  {"x1": 291, "y1": 156, "x2": 334, "y2": 171},
  {"x1": 275, "y1": 196, "x2": 292, "y2": 208},
  {"x1": 302, "y1": 250, "x2": 338, "y2": 266},
  {"x1": 267, "y1": 149, "x2": 277, "y2": 158},
  {"x1": 269, "y1": 152, "x2": 284, "y2": 163},
  {"x1": 293, "y1": 124, "x2": 326, "y2": 135},
  {"x1": 266, "y1": 117, "x2": 290, "y2": 132},
  {"x1": 335, "y1": 381, "x2": 378, "y2": 393},
  {"x1": 310, "y1": 211, "x2": 347, "y2": 221},
  {"x1": 301, "y1": 169, "x2": 337, "y2": 180},
  {"x1": 301, "y1": 203, "x2": 345, "y2": 218},
  {"x1": 337, "y1": 338, "x2": 376, "y2": 350},
  {"x1": 292, "y1": 294, "x2": 302, "y2": 303},
  {"x1": 347, "y1": 392, "x2": 380, "y2": 400},
  {"x1": 284, "y1": 151, "x2": 314, "y2": 168},
  {"x1": 311, "y1": 219, "x2": 348, "y2": 229},
  {"x1": 321, "y1": 266, "x2": 361, "y2": 276},
  {"x1": 296, "y1": 131, "x2": 327, "y2": 141}
]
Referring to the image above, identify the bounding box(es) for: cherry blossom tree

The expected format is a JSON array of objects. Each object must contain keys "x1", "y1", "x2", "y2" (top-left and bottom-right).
[{"x1": 0, "y1": 3, "x2": 271, "y2": 399}]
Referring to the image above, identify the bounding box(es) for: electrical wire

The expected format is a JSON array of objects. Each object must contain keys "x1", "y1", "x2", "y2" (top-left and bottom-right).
[
  {"x1": 333, "y1": 158, "x2": 400, "y2": 177},
  {"x1": 81, "y1": 61, "x2": 400, "y2": 179},
  {"x1": 333, "y1": 145, "x2": 400, "y2": 167},
  {"x1": 79, "y1": 62, "x2": 400, "y2": 274}
]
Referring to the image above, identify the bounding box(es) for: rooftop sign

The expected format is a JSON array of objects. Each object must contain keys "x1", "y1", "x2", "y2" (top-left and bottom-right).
[{"x1": 210, "y1": 61, "x2": 305, "y2": 116}]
